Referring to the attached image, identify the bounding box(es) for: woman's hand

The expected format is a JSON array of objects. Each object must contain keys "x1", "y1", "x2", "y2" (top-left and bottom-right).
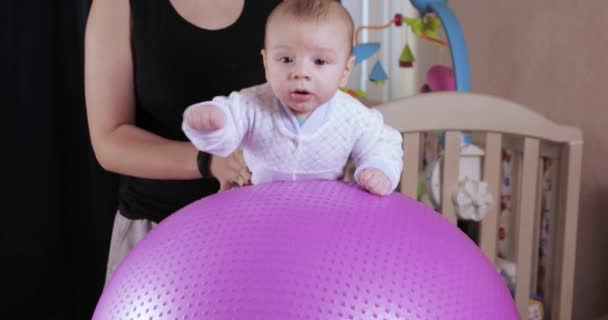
[{"x1": 209, "y1": 149, "x2": 252, "y2": 191}]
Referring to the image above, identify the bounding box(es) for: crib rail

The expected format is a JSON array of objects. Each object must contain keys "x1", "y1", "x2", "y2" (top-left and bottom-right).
[{"x1": 373, "y1": 91, "x2": 583, "y2": 320}]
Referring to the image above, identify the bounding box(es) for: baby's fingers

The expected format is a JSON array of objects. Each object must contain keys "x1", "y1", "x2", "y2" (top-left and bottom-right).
[
  {"x1": 367, "y1": 172, "x2": 392, "y2": 196},
  {"x1": 358, "y1": 169, "x2": 373, "y2": 185},
  {"x1": 186, "y1": 107, "x2": 224, "y2": 130}
]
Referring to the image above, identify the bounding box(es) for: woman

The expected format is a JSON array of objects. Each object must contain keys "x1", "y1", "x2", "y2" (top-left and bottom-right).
[{"x1": 84, "y1": 0, "x2": 281, "y2": 284}]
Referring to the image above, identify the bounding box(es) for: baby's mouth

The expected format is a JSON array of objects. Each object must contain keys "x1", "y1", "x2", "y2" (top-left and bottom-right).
[
  {"x1": 291, "y1": 89, "x2": 310, "y2": 95},
  {"x1": 290, "y1": 89, "x2": 312, "y2": 102}
]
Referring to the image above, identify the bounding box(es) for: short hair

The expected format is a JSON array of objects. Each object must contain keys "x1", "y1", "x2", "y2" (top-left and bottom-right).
[{"x1": 265, "y1": 0, "x2": 354, "y2": 54}]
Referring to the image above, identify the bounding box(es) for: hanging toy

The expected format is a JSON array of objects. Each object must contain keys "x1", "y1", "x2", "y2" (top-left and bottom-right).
[
  {"x1": 352, "y1": 43, "x2": 381, "y2": 65},
  {"x1": 369, "y1": 61, "x2": 388, "y2": 85},
  {"x1": 399, "y1": 44, "x2": 415, "y2": 68},
  {"x1": 420, "y1": 64, "x2": 455, "y2": 93},
  {"x1": 339, "y1": 87, "x2": 368, "y2": 99},
  {"x1": 403, "y1": 15, "x2": 446, "y2": 47}
]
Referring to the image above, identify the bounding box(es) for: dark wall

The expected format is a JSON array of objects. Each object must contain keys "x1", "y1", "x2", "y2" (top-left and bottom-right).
[{"x1": 5, "y1": 1, "x2": 117, "y2": 318}]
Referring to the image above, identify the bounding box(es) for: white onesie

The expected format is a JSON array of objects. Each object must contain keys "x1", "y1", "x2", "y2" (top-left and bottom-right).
[{"x1": 182, "y1": 83, "x2": 403, "y2": 191}]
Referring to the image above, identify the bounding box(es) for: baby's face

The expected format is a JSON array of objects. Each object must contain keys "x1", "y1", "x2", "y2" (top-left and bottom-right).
[{"x1": 262, "y1": 16, "x2": 354, "y2": 118}]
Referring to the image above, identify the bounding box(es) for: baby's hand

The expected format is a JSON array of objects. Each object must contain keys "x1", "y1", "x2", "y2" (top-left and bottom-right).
[
  {"x1": 185, "y1": 106, "x2": 224, "y2": 131},
  {"x1": 357, "y1": 168, "x2": 392, "y2": 196}
]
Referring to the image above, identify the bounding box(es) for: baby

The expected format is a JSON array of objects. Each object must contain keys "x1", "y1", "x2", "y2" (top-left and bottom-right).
[{"x1": 182, "y1": 0, "x2": 403, "y2": 196}]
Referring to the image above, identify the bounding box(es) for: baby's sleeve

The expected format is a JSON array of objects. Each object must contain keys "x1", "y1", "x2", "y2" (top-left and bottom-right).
[
  {"x1": 350, "y1": 108, "x2": 404, "y2": 191},
  {"x1": 182, "y1": 90, "x2": 253, "y2": 157}
]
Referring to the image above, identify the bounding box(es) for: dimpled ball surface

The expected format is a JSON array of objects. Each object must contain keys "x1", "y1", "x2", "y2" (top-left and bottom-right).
[{"x1": 94, "y1": 180, "x2": 517, "y2": 320}]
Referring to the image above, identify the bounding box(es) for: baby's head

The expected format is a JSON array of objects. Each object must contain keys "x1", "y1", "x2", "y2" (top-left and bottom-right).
[{"x1": 262, "y1": 0, "x2": 355, "y2": 118}]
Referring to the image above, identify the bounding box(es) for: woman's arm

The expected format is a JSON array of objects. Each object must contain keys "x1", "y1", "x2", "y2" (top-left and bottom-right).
[{"x1": 84, "y1": 0, "x2": 201, "y2": 180}]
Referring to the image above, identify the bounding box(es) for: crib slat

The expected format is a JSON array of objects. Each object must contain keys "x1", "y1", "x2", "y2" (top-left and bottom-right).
[
  {"x1": 401, "y1": 133, "x2": 421, "y2": 198},
  {"x1": 509, "y1": 151, "x2": 522, "y2": 259},
  {"x1": 551, "y1": 142, "x2": 582, "y2": 320},
  {"x1": 542, "y1": 158, "x2": 559, "y2": 317},
  {"x1": 530, "y1": 158, "x2": 545, "y2": 294},
  {"x1": 441, "y1": 131, "x2": 460, "y2": 224},
  {"x1": 480, "y1": 133, "x2": 502, "y2": 261},
  {"x1": 515, "y1": 138, "x2": 540, "y2": 318}
]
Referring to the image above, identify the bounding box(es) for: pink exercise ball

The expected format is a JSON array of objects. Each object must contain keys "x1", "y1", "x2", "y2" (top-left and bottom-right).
[{"x1": 93, "y1": 180, "x2": 517, "y2": 319}]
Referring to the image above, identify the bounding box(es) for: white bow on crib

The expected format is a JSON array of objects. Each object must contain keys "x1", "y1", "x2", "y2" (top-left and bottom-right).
[{"x1": 452, "y1": 177, "x2": 493, "y2": 221}]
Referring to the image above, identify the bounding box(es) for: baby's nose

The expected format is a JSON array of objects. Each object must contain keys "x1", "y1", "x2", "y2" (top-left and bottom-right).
[{"x1": 291, "y1": 63, "x2": 311, "y2": 80}]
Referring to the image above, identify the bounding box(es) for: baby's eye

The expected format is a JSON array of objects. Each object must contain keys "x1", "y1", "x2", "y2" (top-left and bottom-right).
[
  {"x1": 279, "y1": 56, "x2": 294, "y2": 64},
  {"x1": 314, "y1": 58, "x2": 327, "y2": 66}
]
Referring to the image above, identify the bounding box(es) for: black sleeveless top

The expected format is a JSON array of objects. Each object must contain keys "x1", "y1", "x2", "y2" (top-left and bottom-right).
[{"x1": 120, "y1": 0, "x2": 280, "y2": 222}]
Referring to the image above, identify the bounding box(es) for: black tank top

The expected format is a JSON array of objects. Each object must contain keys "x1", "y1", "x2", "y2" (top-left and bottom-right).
[{"x1": 120, "y1": 0, "x2": 280, "y2": 222}]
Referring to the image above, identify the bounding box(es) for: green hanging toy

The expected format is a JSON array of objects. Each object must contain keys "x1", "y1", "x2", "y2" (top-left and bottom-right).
[{"x1": 399, "y1": 44, "x2": 415, "y2": 68}]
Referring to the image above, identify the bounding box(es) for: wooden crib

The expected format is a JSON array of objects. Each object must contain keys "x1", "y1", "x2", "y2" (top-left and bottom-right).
[{"x1": 372, "y1": 92, "x2": 583, "y2": 320}]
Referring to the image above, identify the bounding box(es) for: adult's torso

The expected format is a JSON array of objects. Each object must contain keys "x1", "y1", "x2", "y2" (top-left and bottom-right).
[{"x1": 119, "y1": 0, "x2": 280, "y2": 222}]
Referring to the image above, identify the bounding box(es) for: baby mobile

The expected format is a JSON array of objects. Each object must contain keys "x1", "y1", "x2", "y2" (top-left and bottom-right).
[
  {"x1": 342, "y1": 0, "x2": 475, "y2": 97},
  {"x1": 341, "y1": 11, "x2": 454, "y2": 99}
]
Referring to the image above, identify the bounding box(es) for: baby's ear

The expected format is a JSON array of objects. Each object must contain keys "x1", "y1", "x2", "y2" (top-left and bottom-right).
[
  {"x1": 261, "y1": 49, "x2": 270, "y2": 81},
  {"x1": 260, "y1": 49, "x2": 267, "y2": 66},
  {"x1": 347, "y1": 55, "x2": 355, "y2": 68},
  {"x1": 340, "y1": 55, "x2": 356, "y2": 87}
]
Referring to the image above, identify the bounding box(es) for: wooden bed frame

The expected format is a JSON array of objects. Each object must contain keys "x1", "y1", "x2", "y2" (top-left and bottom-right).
[{"x1": 373, "y1": 91, "x2": 583, "y2": 319}]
